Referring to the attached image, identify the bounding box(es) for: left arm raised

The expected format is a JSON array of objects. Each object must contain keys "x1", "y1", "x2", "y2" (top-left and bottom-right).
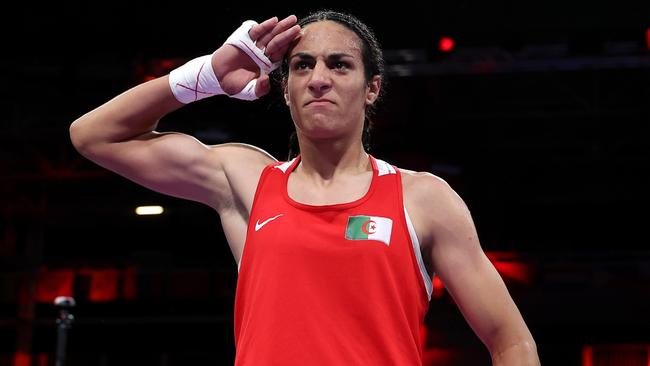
[{"x1": 410, "y1": 174, "x2": 540, "y2": 365}]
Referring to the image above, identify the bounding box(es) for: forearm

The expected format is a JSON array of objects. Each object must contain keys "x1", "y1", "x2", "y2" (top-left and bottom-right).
[
  {"x1": 491, "y1": 339, "x2": 540, "y2": 366},
  {"x1": 70, "y1": 76, "x2": 183, "y2": 151}
]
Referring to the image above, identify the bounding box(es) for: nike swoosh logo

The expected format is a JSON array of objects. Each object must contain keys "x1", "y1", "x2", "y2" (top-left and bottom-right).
[{"x1": 255, "y1": 214, "x2": 284, "y2": 232}]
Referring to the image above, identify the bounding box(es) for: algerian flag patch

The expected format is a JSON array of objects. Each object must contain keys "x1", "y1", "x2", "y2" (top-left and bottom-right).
[{"x1": 345, "y1": 215, "x2": 393, "y2": 246}]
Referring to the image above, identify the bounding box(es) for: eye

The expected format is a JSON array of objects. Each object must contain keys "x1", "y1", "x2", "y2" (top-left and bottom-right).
[
  {"x1": 333, "y1": 61, "x2": 349, "y2": 70},
  {"x1": 293, "y1": 61, "x2": 311, "y2": 70}
]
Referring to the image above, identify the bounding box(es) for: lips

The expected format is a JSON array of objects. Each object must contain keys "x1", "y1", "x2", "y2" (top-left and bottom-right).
[{"x1": 305, "y1": 99, "x2": 334, "y2": 106}]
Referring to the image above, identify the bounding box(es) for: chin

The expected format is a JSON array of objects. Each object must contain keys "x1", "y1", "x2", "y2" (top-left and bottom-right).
[
  {"x1": 298, "y1": 112, "x2": 332, "y2": 128},
  {"x1": 303, "y1": 127, "x2": 341, "y2": 141},
  {"x1": 299, "y1": 110, "x2": 365, "y2": 139},
  {"x1": 299, "y1": 120, "x2": 346, "y2": 140}
]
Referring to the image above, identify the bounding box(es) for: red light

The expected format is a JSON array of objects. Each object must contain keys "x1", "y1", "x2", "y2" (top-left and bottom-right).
[
  {"x1": 13, "y1": 352, "x2": 31, "y2": 366},
  {"x1": 439, "y1": 37, "x2": 455, "y2": 52},
  {"x1": 646, "y1": 28, "x2": 650, "y2": 50},
  {"x1": 492, "y1": 261, "x2": 534, "y2": 285},
  {"x1": 432, "y1": 276, "x2": 445, "y2": 298},
  {"x1": 486, "y1": 251, "x2": 535, "y2": 286},
  {"x1": 85, "y1": 268, "x2": 120, "y2": 302},
  {"x1": 35, "y1": 267, "x2": 74, "y2": 303},
  {"x1": 582, "y1": 345, "x2": 593, "y2": 366}
]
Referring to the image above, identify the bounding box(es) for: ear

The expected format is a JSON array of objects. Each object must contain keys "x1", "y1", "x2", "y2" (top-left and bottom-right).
[
  {"x1": 283, "y1": 82, "x2": 290, "y2": 106},
  {"x1": 365, "y1": 75, "x2": 382, "y2": 106}
]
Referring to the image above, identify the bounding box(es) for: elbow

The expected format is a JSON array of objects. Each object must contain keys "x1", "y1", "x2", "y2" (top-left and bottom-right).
[
  {"x1": 490, "y1": 337, "x2": 540, "y2": 366},
  {"x1": 69, "y1": 117, "x2": 96, "y2": 157},
  {"x1": 69, "y1": 119, "x2": 87, "y2": 154}
]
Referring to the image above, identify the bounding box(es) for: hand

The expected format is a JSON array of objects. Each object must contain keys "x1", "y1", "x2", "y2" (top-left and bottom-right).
[{"x1": 212, "y1": 15, "x2": 301, "y2": 98}]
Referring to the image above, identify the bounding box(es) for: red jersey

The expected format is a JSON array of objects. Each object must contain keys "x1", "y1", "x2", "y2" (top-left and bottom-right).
[{"x1": 233, "y1": 154, "x2": 433, "y2": 365}]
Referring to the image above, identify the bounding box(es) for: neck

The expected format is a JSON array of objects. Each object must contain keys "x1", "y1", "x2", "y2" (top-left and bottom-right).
[{"x1": 295, "y1": 133, "x2": 370, "y2": 181}]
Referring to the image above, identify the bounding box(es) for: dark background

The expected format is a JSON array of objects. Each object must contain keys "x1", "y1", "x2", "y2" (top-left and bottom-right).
[{"x1": 2, "y1": 1, "x2": 649, "y2": 365}]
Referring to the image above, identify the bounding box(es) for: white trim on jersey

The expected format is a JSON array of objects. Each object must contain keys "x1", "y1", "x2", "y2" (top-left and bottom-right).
[
  {"x1": 274, "y1": 158, "x2": 295, "y2": 174},
  {"x1": 375, "y1": 158, "x2": 397, "y2": 176},
  {"x1": 404, "y1": 206, "x2": 433, "y2": 301}
]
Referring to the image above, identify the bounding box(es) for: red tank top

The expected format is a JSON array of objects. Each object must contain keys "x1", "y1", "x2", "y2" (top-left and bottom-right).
[{"x1": 233, "y1": 154, "x2": 433, "y2": 365}]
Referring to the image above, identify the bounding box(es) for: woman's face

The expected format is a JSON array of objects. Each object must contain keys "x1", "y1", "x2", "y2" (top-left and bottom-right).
[{"x1": 284, "y1": 21, "x2": 380, "y2": 142}]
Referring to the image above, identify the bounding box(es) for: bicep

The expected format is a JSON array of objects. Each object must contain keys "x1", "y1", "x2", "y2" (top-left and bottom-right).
[{"x1": 85, "y1": 131, "x2": 229, "y2": 208}]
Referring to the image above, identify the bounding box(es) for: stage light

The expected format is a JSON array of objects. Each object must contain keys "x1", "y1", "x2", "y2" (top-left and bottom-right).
[
  {"x1": 432, "y1": 276, "x2": 445, "y2": 299},
  {"x1": 135, "y1": 205, "x2": 164, "y2": 215},
  {"x1": 439, "y1": 36, "x2": 455, "y2": 52}
]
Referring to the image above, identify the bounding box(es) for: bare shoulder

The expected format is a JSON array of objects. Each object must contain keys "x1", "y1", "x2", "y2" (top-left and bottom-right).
[
  {"x1": 398, "y1": 168, "x2": 447, "y2": 190},
  {"x1": 398, "y1": 168, "x2": 471, "y2": 245},
  {"x1": 398, "y1": 168, "x2": 462, "y2": 209}
]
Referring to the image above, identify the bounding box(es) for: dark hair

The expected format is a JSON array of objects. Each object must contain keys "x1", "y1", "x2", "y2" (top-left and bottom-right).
[{"x1": 279, "y1": 10, "x2": 386, "y2": 160}]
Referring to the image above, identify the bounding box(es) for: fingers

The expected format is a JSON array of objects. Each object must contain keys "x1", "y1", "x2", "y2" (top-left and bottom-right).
[
  {"x1": 256, "y1": 15, "x2": 298, "y2": 49},
  {"x1": 254, "y1": 73, "x2": 271, "y2": 98},
  {"x1": 265, "y1": 24, "x2": 302, "y2": 62},
  {"x1": 248, "y1": 16, "x2": 278, "y2": 41}
]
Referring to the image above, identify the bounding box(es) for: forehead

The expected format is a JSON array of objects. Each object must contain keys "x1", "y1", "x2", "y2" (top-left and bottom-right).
[{"x1": 290, "y1": 20, "x2": 362, "y2": 57}]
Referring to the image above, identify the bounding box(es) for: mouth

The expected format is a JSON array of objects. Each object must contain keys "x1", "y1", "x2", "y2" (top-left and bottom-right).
[{"x1": 305, "y1": 99, "x2": 335, "y2": 106}]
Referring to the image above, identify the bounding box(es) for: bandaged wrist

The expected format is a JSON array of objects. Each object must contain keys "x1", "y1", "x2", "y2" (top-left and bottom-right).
[
  {"x1": 168, "y1": 19, "x2": 279, "y2": 104},
  {"x1": 168, "y1": 54, "x2": 224, "y2": 104},
  {"x1": 168, "y1": 54, "x2": 258, "y2": 103}
]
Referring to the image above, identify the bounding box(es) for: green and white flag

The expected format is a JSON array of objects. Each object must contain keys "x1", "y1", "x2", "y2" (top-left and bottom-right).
[{"x1": 345, "y1": 215, "x2": 393, "y2": 246}]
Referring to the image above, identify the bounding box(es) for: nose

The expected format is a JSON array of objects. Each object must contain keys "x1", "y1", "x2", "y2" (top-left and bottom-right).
[{"x1": 307, "y1": 61, "x2": 331, "y2": 94}]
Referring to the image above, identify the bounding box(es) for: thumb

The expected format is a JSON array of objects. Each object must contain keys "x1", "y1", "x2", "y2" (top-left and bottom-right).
[{"x1": 254, "y1": 73, "x2": 271, "y2": 98}]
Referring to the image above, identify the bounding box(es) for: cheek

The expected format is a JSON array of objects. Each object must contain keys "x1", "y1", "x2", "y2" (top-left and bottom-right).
[
  {"x1": 346, "y1": 84, "x2": 370, "y2": 105},
  {"x1": 285, "y1": 77, "x2": 300, "y2": 102}
]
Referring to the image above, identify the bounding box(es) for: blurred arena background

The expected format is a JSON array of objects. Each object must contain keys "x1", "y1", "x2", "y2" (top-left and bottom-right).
[{"x1": 1, "y1": 1, "x2": 649, "y2": 365}]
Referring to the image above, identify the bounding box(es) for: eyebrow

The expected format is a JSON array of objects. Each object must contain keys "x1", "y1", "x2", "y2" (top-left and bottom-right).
[{"x1": 288, "y1": 52, "x2": 356, "y2": 61}]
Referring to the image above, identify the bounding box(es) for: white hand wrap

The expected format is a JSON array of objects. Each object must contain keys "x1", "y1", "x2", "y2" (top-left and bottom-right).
[
  {"x1": 168, "y1": 20, "x2": 280, "y2": 104},
  {"x1": 224, "y1": 20, "x2": 282, "y2": 74}
]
